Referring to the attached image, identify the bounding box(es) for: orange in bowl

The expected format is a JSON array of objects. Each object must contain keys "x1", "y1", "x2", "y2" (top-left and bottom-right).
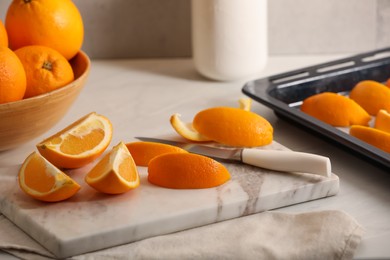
[
  {"x1": 5, "y1": 0, "x2": 84, "y2": 60},
  {"x1": 14, "y1": 45, "x2": 74, "y2": 98},
  {"x1": 0, "y1": 46, "x2": 26, "y2": 104},
  {"x1": 301, "y1": 92, "x2": 371, "y2": 127},
  {"x1": 0, "y1": 50, "x2": 90, "y2": 151},
  {"x1": 0, "y1": 20, "x2": 8, "y2": 47},
  {"x1": 349, "y1": 80, "x2": 390, "y2": 115}
]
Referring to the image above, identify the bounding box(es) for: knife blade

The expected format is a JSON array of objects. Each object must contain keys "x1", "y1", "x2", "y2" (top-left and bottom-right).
[{"x1": 135, "y1": 137, "x2": 331, "y2": 177}]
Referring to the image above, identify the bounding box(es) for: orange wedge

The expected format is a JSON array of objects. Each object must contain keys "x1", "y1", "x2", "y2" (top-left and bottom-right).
[
  {"x1": 37, "y1": 112, "x2": 113, "y2": 169},
  {"x1": 301, "y1": 92, "x2": 371, "y2": 126},
  {"x1": 349, "y1": 80, "x2": 390, "y2": 115},
  {"x1": 148, "y1": 153, "x2": 230, "y2": 189},
  {"x1": 374, "y1": 109, "x2": 390, "y2": 133},
  {"x1": 126, "y1": 141, "x2": 188, "y2": 166},
  {"x1": 85, "y1": 142, "x2": 140, "y2": 194},
  {"x1": 350, "y1": 125, "x2": 390, "y2": 153},
  {"x1": 18, "y1": 151, "x2": 80, "y2": 202}
]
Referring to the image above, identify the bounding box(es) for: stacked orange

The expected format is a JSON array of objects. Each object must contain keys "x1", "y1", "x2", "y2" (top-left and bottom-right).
[{"x1": 0, "y1": 0, "x2": 84, "y2": 104}]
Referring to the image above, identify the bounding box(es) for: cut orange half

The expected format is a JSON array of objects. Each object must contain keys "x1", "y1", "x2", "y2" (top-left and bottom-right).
[
  {"x1": 37, "y1": 112, "x2": 113, "y2": 169},
  {"x1": 85, "y1": 142, "x2": 140, "y2": 194},
  {"x1": 126, "y1": 141, "x2": 187, "y2": 166},
  {"x1": 18, "y1": 151, "x2": 80, "y2": 202},
  {"x1": 374, "y1": 109, "x2": 390, "y2": 133}
]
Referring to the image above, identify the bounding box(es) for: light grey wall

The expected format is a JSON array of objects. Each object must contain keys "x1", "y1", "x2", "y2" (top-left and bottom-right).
[{"x1": 1, "y1": 0, "x2": 389, "y2": 58}]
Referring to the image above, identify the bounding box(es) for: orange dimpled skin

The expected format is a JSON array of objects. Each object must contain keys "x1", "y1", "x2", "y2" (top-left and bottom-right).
[
  {"x1": 301, "y1": 92, "x2": 371, "y2": 127},
  {"x1": 349, "y1": 80, "x2": 390, "y2": 115},
  {"x1": 0, "y1": 46, "x2": 26, "y2": 104},
  {"x1": 350, "y1": 125, "x2": 390, "y2": 153},
  {"x1": 148, "y1": 153, "x2": 230, "y2": 189},
  {"x1": 126, "y1": 141, "x2": 187, "y2": 166},
  {"x1": 15, "y1": 45, "x2": 74, "y2": 98},
  {"x1": 5, "y1": 0, "x2": 84, "y2": 60},
  {"x1": 192, "y1": 107, "x2": 273, "y2": 147}
]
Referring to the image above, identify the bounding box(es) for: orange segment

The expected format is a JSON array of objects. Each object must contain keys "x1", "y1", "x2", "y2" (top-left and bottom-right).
[
  {"x1": 192, "y1": 107, "x2": 273, "y2": 147},
  {"x1": 301, "y1": 92, "x2": 371, "y2": 126},
  {"x1": 18, "y1": 151, "x2": 80, "y2": 202},
  {"x1": 349, "y1": 80, "x2": 390, "y2": 115},
  {"x1": 85, "y1": 142, "x2": 140, "y2": 194},
  {"x1": 350, "y1": 125, "x2": 390, "y2": 153},
  {"x1": 170, "y1": 113, "x2": 212, "y2": 142},
  {"x1": 126, "y1": 141, "x2": 188, "y2": 166},
  {"x1": 148, "y1": 153, "x2": 230, "y2": 189},
  {"x1": 374, "y1": 109, "x2": 390, "y2": 133},
  {"x1": 37, "y1": 112, "x2": 113, "y2": 169}
]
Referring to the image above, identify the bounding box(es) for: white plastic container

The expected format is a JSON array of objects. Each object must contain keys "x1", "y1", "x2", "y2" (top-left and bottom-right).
[{"x1": 191, "y1": 0, "x2": 268, "y2": 81}]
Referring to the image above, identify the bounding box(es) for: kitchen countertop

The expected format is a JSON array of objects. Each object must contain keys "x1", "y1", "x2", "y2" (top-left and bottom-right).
[{"x1": 1, "y1": 55, "x2": 390, "y2": 259}]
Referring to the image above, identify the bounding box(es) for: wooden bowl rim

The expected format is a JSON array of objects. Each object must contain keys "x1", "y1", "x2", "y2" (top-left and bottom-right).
[{"x1": 0, "y1": 50, "x2": 90, "y2": 111}]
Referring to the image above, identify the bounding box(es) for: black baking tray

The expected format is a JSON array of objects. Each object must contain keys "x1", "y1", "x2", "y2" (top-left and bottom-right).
[{"x1": 242, "y1": 47, "x2": 390, "y2": 169}]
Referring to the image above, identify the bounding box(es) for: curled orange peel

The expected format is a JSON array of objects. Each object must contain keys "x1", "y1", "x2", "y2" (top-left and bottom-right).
[{"x1": 170, "y1": 113, "x2": 212, "y2": 142}]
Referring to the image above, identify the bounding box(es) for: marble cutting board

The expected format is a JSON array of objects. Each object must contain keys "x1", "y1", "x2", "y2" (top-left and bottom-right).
[{"x1": 0, "y1": 141, "x2": 339, "y2": 258}]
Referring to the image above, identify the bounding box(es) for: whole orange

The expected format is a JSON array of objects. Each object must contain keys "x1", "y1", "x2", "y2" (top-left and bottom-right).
[
  {"x1": 14, "y1": 45, "x2": 74, "y2": 98},
  {"x1": 0, "y1": 46, "x2": 26, "y2": 104},
  {"x1": 5, "y1": 0, "x2": 84, "y2": 60},
  {"x1": 0, "y1": 20, "x2": 8, "y2": 47}
]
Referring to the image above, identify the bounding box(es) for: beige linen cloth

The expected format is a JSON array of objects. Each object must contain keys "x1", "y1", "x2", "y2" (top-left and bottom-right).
[{"x1": 0, "y1": 210, "x2": 363, "y2": 260}]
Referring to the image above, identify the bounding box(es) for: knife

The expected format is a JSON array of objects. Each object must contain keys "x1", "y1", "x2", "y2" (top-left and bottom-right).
[{"x1": 135, "y1": 137, "x2": 331, "y2": 177}]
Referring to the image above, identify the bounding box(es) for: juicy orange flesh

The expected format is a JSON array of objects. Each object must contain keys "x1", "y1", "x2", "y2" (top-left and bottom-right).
[
  {"x1": 87, "y1": 152, "x2": 110, "y2": 179},
  {"x1": 119, "y1": 156, "x2": 136, "y2": 182},
  {"x1": 57, "y1": 128, "x2": 105, "y2": 155},
  {"x1": 24, "y1": 155, "x2": 55, "y2": 193}
]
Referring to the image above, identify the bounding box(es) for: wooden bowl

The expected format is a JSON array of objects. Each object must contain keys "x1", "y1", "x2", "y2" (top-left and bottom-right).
[{"x1": 0, "y1": 51, "x2": 90, "y2": 151}]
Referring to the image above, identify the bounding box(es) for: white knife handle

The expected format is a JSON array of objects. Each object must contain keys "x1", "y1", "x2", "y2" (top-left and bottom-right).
[{"x1": 241, "y1": 149, "x2": 331, "y2": 177}]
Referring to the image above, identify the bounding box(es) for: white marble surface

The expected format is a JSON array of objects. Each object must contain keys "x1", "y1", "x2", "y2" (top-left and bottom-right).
[
  {"x1": 0, "y1": 143, "x2": 339, "y2": 258},
  {"x1": 0, "y1": 55, "x2": 389, "y2": 259}
]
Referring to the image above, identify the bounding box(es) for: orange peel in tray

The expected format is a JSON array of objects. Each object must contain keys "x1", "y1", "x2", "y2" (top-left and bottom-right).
[
  {"x1": 37, "y1": 112, "x2": 113, "y2": 169},
  {"x1": 349, "y1": 80, "x2": 390, "y2": 116},
  {"x1": 300, "y1": 92, "x2": 371, "y2": 127},
  {"x1": 18, "y1": 151, "x2": 80, "y2": 202},
  {"x1": 350, "y1": 125, "x2": 390, "y2": 153},
  {"x1": 375, "y1": 109, "x2": 390, "y2": 133},
  {"x1": 126, "y1": 141, "x2": 187, "y2": 166},
  {"x1": 148, "y1": 152, "x2": 230, "y2": 189},
  {"x1": 85, "y1": 142, "x2": 140, "y2": 194}
]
